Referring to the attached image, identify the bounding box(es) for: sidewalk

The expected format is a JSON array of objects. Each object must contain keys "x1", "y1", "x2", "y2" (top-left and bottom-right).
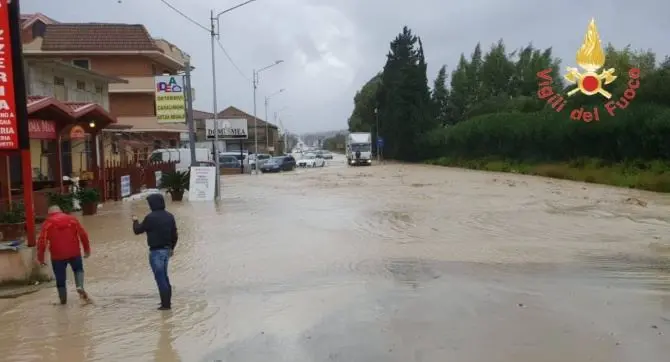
[{"x1": 0, "y1": 280, "x2": 53, "y2": 299}]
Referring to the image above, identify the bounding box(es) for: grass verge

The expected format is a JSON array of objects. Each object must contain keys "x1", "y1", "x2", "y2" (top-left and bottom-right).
[{"x1": 425, "y1": 157, "x2": 670, "y2": 193}]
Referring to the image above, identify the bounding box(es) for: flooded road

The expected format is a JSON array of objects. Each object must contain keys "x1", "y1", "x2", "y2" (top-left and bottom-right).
[{"x1": 1, "y1": 156, "x2": 669, "y2": 361}]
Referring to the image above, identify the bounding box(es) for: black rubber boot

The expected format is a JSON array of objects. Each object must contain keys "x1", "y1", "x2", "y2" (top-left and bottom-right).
[
  {"x1": 158, "y1": 290, "x2": 171, "y2": 310},
  {"x1": 57, "y1": 287, "x2": 67, "y2": 305}
]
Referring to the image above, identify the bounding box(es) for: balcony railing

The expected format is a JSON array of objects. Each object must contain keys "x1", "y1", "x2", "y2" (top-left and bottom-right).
[
  {"x1": 109, "y1": 76, "x2": 195, "y2": 99},
  {"x1": 108, "y1": 76, "x2": 155, "y2": 93}
]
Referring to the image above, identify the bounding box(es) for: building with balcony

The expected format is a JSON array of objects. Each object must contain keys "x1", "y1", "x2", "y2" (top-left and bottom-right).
[
  {"x1": 20, "y1": 14, "x2": 191, "y2": 163},
  {"x1": 22, "y1": 58, "x2": 127, "y2": 180}
]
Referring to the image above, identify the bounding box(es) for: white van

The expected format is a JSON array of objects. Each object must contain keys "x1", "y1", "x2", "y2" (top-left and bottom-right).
[{"x1": 149, "y1": 148, "x2": 212, "y2": 172}]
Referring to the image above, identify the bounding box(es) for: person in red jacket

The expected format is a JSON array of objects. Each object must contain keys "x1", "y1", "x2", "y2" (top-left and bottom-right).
[{"x1": 37, "y1": 205, "x2": 91, "y2": 304}]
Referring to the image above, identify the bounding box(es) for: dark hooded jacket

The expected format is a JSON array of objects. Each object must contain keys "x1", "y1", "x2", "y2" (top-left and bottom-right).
[{"x1": 133, "y1": 194, "x2": 178, "y2": 251}]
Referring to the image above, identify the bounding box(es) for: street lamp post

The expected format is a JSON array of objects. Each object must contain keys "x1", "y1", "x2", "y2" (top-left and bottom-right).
[
  {"x1": 275, "y1": 106, "x2": 289, "y2": 153},
  {"x1": 209, "y1": 0, "x2": 258, "y2": 198},
  {"x1": 264, "y1": 88, "x2": 285, "y2": 152},
  {"x1": 252, "y1": 60, "x2": 283, "y2": 172},
  {"x1": 374, "y1": 108, "x2": 380, "y2": 162}
]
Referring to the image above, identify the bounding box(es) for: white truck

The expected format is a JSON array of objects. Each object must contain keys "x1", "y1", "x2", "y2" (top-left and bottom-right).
[{"x1": 346, "y1": 132, "x2": 372, "y2": 166}]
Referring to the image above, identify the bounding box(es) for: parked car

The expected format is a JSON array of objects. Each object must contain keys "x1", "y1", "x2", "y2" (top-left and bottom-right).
[
  {"x1": 218, "y1": 155, "x2": 241, "y2": 168},
  {"x1": 297, "y1": 153, "x2": 325, "y2": 167},
  {"x1": 248, "y1": 153, "x2": 272, "y2": 170},
  {"x1": 321, "y1": 151, "x2": 333, "y2": 159},
  {"x1": 260, "y1": 156, "x2": 296, "y2": 173}
]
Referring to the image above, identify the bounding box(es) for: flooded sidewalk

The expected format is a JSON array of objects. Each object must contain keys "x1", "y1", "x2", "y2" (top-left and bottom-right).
[{"x1": 0, "y1": 160, "x2": 669, "y2": 361}]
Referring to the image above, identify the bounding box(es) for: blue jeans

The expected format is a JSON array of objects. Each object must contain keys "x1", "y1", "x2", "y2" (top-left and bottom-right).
[
  {"x1": 52, "y1": 256, "x2": 84, "y2": 289},
  {"x1": 149, "y1": 249, "x2": 171, "y2": 294}
]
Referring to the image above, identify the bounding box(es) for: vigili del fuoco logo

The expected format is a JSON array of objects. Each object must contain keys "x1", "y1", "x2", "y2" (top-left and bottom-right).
[{"x1": 536, "y1": 18, "x2": 641, "y2": 122}]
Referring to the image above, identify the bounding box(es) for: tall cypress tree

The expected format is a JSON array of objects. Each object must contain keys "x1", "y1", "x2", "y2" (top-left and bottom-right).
[
  {"x1": 377, "y1": 26, "x2": 433, "y2": 161},
  {"x1": 449, "y1": 55, "x2": 470, "y2": 123},
  {"x1": 431, "y1": 65, "x2": 450, "y2": 125}
]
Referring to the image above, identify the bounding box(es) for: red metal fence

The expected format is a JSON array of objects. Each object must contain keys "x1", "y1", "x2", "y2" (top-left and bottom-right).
[{"x1": 104, "y1": 160, "x2": 176, "y2": 201}]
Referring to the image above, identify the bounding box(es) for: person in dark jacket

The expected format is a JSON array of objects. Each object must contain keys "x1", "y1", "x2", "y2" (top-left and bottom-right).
[
  {"x1": 37, "y1": 205, "x2": 91, "y2": 305},
  {"x1": 132, "y1": 194, "x2": 178, "y2": 310}
]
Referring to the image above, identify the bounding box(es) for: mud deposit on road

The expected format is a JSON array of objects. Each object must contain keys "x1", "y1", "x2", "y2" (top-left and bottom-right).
[{"x1": 1, "y1": 158, "x2": 669, "y2": 361}]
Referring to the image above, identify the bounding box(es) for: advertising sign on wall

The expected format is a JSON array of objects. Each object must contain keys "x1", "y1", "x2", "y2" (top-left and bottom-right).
[
  {"x1": 0, "y1": 1, "x2": 19, "y2": 149},
  {"x1": 120, "y1": 175, "x2": 131, "y2": 197},
  {"x1": 28, "y1": 120, "x2": 57, "y2": 139},
  {"x1": 70, "y1": 125, "x2": 86, "y2": 139},
  {"x1": 154, "y1": 75, "x2": 186, "y2": 124},
  {"x1": 205, "y1": 118, "x2": 248, "y2": 140},
  {"x1": 154, "y1": 171, "x2": 162, "y2": 188}
]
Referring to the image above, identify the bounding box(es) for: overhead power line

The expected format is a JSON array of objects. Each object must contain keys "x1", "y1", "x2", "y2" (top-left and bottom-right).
[
  {"x1": 217, "y1": 39, "x2": 252, "y2": 83},
  {"x1": 158, "y1": 0, "x2": 252, "y2": 83},
  {"x1": 158, "y1": 0, "x2": 209, "y2": 33}
]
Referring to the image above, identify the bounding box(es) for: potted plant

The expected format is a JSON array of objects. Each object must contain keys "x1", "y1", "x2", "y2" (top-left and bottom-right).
[
  {"x1": 160, "y1": 170, "x2": 189, "y2": 201},
  {"x1": 77, "y1": 187, "x2": 100, "y2": 215},
  {"x1": 47, "y1": 192, "x2": 75, "y2": 213},
  {"x1": 0, "y1": 202, "x2": 26, "y2": 241}
]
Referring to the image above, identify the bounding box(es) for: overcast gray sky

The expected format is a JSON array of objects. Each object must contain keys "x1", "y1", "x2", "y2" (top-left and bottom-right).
[{"x1": 23, "y1": 0, "x2": 669, "y2": 133}]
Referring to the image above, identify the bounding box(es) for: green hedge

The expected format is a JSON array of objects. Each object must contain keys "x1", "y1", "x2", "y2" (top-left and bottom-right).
[{"x1": 426, "y1": 103, "x2": 670, "y2": 163}]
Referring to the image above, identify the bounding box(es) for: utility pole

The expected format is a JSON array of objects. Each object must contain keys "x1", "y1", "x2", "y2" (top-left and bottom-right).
[
  {"x1": 273, "y1": 111, "x2": 278, "y2": 152},
  {"x1": 209, "y1": 10, "x2": 221, "y2": 199},
  {"x1": 207, "y1": 1, "x2": 259, "y2": 197},
  {"x1": 264, "y1": 96, "x2": 269, "y2": 152},
  {"x1": 251, "y1": 61, "x2": 283, "y2": 172},
  {"x1": 252, "y1": 69, "x2": 258, "y2": 172},
  {"x1": 375, "y1": 108, "x2": 380, "y2": 163},
  {"x1": 184, "y1": 59, "x2": 197, "y2": 165}
]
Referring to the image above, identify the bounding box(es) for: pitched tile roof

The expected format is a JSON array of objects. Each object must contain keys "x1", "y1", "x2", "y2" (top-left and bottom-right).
[
  {"x1": 192, "y1": 110, "x2": 214, "y2": 120},
  {"x1": 217, "y1": 106, "x2": 278, "y2": 129},
  {"x1": 21, "y1": 13, "x2": 58, "y2": 28},
  {"x1": 41, "y1": 23, "x2": 159, "y2": 51}
]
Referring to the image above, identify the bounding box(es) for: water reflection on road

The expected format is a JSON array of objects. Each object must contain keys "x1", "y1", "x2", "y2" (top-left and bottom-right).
[{"x1": 1, "y1": 156, "x2": 669, "y2": 361}]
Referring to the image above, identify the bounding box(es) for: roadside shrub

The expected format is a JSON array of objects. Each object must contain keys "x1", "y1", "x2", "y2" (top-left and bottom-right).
[{"x1": 430, "y1": 103, "x2": 670, "y2": 164}]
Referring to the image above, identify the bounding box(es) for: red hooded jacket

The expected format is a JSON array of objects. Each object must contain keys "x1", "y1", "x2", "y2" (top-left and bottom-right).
[{"x1": 37, "y1": 212, "x2": 91, "y2": 263}]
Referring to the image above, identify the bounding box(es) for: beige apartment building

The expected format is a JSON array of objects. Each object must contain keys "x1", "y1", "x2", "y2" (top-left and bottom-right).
[{"x1": 21, "y1": 13, "x2": 191, "y2": 164}]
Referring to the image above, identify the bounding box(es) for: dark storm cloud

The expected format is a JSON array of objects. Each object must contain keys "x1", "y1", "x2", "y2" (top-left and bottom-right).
[{"x1": 23, "y1": 0, "x2": 670, "y2": 133}]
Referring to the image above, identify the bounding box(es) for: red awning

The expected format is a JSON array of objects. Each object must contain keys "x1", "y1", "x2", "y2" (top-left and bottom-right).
[
  {"x1": 64, "y1": 102, "x2": 117, "y2": 128},
  {"x1": 27, "y1": 96, "x2": 74, "y2": 122}
]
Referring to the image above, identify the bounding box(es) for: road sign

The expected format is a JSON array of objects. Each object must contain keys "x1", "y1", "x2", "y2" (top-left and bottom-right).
[
  {"x1": 188, "y1": 167, "x2": 216, "y2": 201},
  {"x1": 377, "y1": 136, "x2": 384, "y2": 147},
  {"x1": 205, "y1": 118, "x2": 248, "y2": 139}
]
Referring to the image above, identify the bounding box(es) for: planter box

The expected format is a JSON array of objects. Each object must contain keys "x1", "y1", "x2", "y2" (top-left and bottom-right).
[
  {"x1": 81, "y1": 202, "x2": 98, "y2": 216},
  {"x1": 0, "y1": 222, "x2": 25, "y2": 241},
  {"x1": 169, "y1": 191, "x2": 184, "y2": 201},
  {"x1": 0, "y1": 246, "x2": 51, "y2": 284}
]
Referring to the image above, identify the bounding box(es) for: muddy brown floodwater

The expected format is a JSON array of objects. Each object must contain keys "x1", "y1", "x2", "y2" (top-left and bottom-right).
[{"x1": 1, "y1": 155, "x2": 670, "y2": 361}]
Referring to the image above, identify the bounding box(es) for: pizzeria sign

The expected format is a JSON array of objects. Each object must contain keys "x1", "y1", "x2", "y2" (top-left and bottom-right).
[{"x1": 0, "y1": 0, "x2": 18, "y2": 149}]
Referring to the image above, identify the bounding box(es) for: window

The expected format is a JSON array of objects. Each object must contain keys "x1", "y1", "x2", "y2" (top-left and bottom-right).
[
  {"x1": 151, "y1": 63, "x2": 157, "y2": 75},
  {"x1": 84, "y1": 137, "x2": 93, "y2": 170},
  {"x1": 94, "y1": 84, "x2": 103, "y2": 94},
  {"x1": 72, "y1": 59, "x2": 90, "y2": 69},
  {"x1": 168, "y1": 139, "x2": 177, "y2": 147},
  {"x1": 76, "y1": 81, "x2": 86, "y2": 90},
  {"x1": 53, "y1": 76, "x2": 65, "y2": 85}
]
